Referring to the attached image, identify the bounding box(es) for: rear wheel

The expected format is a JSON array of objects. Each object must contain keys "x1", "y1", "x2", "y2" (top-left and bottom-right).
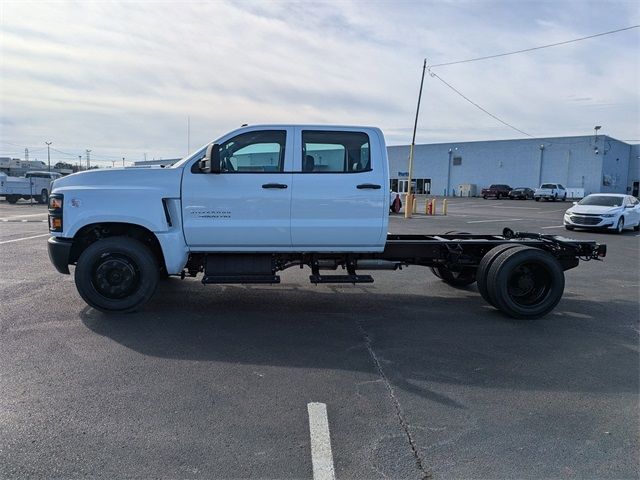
[
  {"x1": 75, "y1": 237, "x2": 159, "y2": 312},
  {"x1": 477, "y1": 244, "x2": 524, "y2": 306},
  {"x1": 534, "y1": 197, "x2": 540, "y2": 202},
  {"x1": 486, "y1": 247, "x2": 565, "y2": 319},
  {"x1": 6, "y1": 195, "x2": 18, "y2": 204},
  {"x1": 38, "y1": 189, "x2": 48, "y2": 204}
]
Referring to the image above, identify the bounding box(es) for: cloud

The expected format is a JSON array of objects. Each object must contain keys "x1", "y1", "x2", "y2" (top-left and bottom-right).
[{"x1": 0, "y1": 0, "x2": 638, "y2": 165}]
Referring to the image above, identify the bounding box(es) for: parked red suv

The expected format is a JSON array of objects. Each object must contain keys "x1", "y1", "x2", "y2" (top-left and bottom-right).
[{"x1": 481, "y1": 184, "x2": 512, "y2": 199}]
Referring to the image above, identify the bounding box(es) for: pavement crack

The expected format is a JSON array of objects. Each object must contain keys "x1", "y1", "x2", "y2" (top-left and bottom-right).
[{"x1": 356, "y1": 319, "x2": 431, "y2": 479}]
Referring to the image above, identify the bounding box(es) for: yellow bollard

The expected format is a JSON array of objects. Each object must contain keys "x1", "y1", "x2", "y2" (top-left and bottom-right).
[
  {"x1": 413, "y1": 196, "x2": 417, "y2": 214},
  {"x1": 425, "y1": 198, "x2": 430, "y2": 215},
  {"x1": 432, "y1": 198, "x2": 436, "y2": 215},
  {"x1": 443, "y1": 198, "x2": 448, "y2": 216}
]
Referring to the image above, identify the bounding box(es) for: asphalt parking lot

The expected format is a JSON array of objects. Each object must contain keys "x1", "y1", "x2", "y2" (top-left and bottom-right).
[{"x1": 1, "y1": 197, "x2": 638, "y2": 479}]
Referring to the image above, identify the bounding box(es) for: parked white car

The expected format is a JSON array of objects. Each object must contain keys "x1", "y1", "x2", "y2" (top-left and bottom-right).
[
  {"x1": 534, "y1": 183, "x2": 567, "y2": 201},
  {"x1": 564, "y1": 194, "x2": 640, "y2": 233}
]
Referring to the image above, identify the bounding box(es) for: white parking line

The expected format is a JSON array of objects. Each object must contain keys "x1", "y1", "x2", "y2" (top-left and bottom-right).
[
  {"x1": 493, "y1": 206, "x2": 540, "y2": 210},
  {"x1": 307, "y1": 403, "x2": 336, "y2": 480},
  {"x1": 466, "y1": 218, "x2": 523, "y2": 224},
  {"x1": 0, "y1": 213, "x2": 48, "y2": 220},
  {"x1": 541, "y1": 225, "x2": 565, "y2": 229},
  {"x1": 0, "y1": 233, "x2": 50, "y2": 245}
]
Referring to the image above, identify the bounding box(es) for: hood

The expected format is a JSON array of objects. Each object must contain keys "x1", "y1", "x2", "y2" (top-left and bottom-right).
[
  {"x1": 52, "y1": 167, "x2": 183, "y2": 197},
  {"x1": 566, "y1": 205, "x2": 623, "y2": 215}
]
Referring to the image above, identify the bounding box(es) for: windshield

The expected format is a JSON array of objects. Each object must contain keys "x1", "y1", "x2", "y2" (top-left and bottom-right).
[
  {"x1": 540, "y1": 184, "x2": 556, "y2": 189},
  {"x1": 578, "y1": 195, "x2": 623, "y2": 207},
  {"x1": 170, "y1": 145, "x2": 208, "y2": 168}
]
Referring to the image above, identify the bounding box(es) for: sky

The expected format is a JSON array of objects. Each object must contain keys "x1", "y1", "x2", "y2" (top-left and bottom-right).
[{"x1": 1, "y1": 0, "x2": 639, "y2": 166}]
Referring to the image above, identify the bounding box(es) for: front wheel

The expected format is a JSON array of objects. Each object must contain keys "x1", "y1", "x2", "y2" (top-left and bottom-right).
[
  {"x1": 6, "y1": 195, "x2": 18, "y2": 204},
  {"x1": 534, "y1": 197, "x2": 540, "y2": 202},
  {"x1": 565, "y1": 225, "x2": 574, "y2": 231},
  {"x1": 614, "y1": 218, "x2": 624, "y2": 234},
  {"x1": 75, "y1": 237, "x2": 159, "y2": 312}
]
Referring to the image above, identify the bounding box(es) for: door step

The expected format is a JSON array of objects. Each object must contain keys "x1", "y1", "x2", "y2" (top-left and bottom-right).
[
  {"x1": 309, "y1": 274, "x2": 374, "y2": 284},
  {"x1": 202, "y1": 275, "x2": 280, "y2": 284}
]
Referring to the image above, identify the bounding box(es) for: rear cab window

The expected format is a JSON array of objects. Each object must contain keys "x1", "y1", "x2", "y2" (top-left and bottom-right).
[{"x1": 302, "y1": 130, "x2": 370, "y2": 173}]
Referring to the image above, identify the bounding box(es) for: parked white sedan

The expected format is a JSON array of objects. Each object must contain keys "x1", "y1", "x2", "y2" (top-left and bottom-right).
[{"x1": 564, "y1": 194, "x2": 640, "y2": 233}]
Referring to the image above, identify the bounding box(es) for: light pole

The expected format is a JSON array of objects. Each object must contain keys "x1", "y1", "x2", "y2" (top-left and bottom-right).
[
  {"x1": 86, "y1": 149, "x2": 91, "y2": 170},
  {"x1": 538, "y1": 144, "x2": 545, "y2": 187},
  {"x1": 405, "y1": 59, "x2": 427, "y2": 219},
  {"x1": 447, "y1": 148, "x2": 453, "y2": 196},
  {"x1": 78, "y1": 156, "x2": 82, "y2": 171},
  {"x1": 122, "y1": 157, "x2": 125, "y2": 167},
  {"x1": 45, "y1": 142, "x2": 52, "y2": 172}
]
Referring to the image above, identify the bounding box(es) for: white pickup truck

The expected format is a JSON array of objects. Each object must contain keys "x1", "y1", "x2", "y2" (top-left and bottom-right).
[
  {"x1": 1, "y1": 171, "x2": 61, "y2": 204},
  {"x1": 534, "y1": 183, "x2": 567, "y2": 202},
  {"x1": 47, "y1": 125, "x2": 605, "y2": 318}
]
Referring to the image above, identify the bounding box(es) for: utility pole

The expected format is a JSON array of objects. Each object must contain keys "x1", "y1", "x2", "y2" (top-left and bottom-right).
[
  {"x1": 122, "y1": 157, "x2": 125, "y2": 167},
  {"x1": 111, "y1": 160, "x2": 115, "y2": 168},
  {"x1": 86, "y1": 149, "x2": 91, "y2": 169},
  {"x1": 78, "y1": 155, "x2": 82, "y2": 171},
  {"x1": 25, "y1": 148, "x2": 29, "y2": 163},
  {"x1": 45, "y1": 141, "x2": 52, "y2": 172},
  {"x1": 405, "y1": 59, "x2": 427, "y2": 219}
]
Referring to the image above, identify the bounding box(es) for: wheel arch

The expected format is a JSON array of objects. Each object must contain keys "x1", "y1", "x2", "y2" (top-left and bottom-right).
[{"x1": 70, "y1": 222, "x2": 167, "y2": 274}]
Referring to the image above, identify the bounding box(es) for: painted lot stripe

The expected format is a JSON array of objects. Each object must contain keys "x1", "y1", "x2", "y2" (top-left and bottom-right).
[
  {"x1": 1, "y1": 219, "x2": 47, "y2": 222},
  {"x1": 0, "y1": 212, "x2": 48, "y2": 219},
  {"x1": 307, "y1": 402, "x2": 336, "y2": 480},
  {"x1": 466, "y1": 218, "x2": 523, "y2": 224},
  {"x1": 493, "y1": 206, "x2": 540, "y2": 210},
  {"x1": 0, "y1": 233, "x2": 50, "y2": 244},
  {"x1": 541, "y1": 225, "x2": 565, "y2": 229}
]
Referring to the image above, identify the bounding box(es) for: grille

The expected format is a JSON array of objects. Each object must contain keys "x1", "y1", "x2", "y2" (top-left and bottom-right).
[{"x1": 570, "y1": 215, "x2": 602, "y2": 225}]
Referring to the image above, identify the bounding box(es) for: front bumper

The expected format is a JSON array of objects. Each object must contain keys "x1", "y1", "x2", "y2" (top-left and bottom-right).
[{"x1": 47, "y1": 236, "x2": 73, "y2": 274}]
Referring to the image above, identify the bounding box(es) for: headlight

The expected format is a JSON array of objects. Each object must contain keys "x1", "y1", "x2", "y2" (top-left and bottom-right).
[{"x1": 601, "y1": 214, "x2": 616, "y2": 218}]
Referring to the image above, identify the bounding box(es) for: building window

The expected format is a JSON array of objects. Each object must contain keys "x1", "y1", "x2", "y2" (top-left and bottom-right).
[{"x1": 452, "y1": 156, "x2": 462, "y2": 166}]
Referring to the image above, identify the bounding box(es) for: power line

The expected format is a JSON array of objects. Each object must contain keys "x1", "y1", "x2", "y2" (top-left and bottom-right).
[
  {"x1": 427, "y1": 68, "x2": 534, "y2": 137},
  {"x1": 429, "y1": 25, "x2": 639, "y2": 68}
]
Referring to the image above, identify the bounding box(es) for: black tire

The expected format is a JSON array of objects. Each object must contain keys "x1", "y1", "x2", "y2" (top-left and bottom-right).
[
  {"x1": 634, "y1": 223, "x2": 640, "y2": 232},
  {"x1": 534, "y1": 197, "x2": 540, "y2": 202},
  {"x1": 38, "y1": 189, "x2": 48, "y2": 204},
  {"x1": 6, "y1": 195, "x2": 18, "y2": 204},
  {"x1": 75, "y1": 237, "x2": 159, "y2": 312},
  {"x1": 496, "y1": 193, "x2": 501, "y2": 199},
  {"x1": 476, "y1": 244, "x2": 524, "y2": 306},
  {"x1": 561, "y1": 194, "x2": 566, "y2": 202},
  {"x1": 614, "y1": 218, "x2": 624, "y2": 234},
  {"x1": 486, "y1": 246, "x2": 565, "y2": 319},
  {"x1": 565, "y1": 225, "x2": 574, "y2": 231},
  {"x1": 482, "y1": 195, "x2": 487, "y2": 199}
]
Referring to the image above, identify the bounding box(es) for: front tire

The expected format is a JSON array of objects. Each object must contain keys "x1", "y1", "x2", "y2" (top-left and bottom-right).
[
  {"x1": 565, "y1": 225, "x2": 574, "y2": 231},
  {"x1": 534, "y1": 197, "x2": 540, "y2": 202},
  {"x1": 614, "y1": 218, "x2": 624, "y2": 234},
  {"x1": 75, "y1": 237, "x2": 159, "y2": 312},
  {"x1": 6, "y1": 195, "x2": 18, "y2": 204},
  {"x1": 486, "y1": 247, "x2": 565, "y2": 319}
]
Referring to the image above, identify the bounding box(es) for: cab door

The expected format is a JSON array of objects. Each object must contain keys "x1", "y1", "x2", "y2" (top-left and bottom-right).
[
  {"x1": 290, "y1": 127, "x2": 387, "y2": 251},
  {"x1": 181, "y1": 128, "x2": 293, "y2": 250}
]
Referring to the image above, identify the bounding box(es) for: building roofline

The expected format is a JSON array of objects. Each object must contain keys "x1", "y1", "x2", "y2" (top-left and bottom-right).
[{"x1": 387, "y1": 134, "x2": 631, "y2": 148}]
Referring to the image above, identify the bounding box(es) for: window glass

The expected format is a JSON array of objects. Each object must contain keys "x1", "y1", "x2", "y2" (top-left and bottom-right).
[
  {"x1": 219, "y1": 130, "x2": 286, "y2": 172},
  {"x1": 302, "y1": 131, "x2": 370, "y2": 173},
  {"x1": 541, "y1": 183, "x2": 556, "y2": 189}
]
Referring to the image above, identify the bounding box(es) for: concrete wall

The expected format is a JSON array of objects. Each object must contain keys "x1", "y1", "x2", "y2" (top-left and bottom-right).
[{"x1": 387, "y1": 135, "x2": 633, "y2": 196}]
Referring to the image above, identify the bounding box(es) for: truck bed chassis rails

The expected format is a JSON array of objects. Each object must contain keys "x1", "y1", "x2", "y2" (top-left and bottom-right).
[{"x1": 195, "y1": 229, "x2": 605, "y2": 319}]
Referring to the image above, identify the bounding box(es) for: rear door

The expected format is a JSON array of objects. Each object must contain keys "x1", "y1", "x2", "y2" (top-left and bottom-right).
[
  {"x1": 290, "y1": 127, "x2": 387, "y2": 250},
  {"x1": 181, "y1": 128, "x2": 293, "y2": 250}
]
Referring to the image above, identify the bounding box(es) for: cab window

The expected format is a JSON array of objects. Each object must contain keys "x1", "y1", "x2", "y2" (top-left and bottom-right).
[
  {"x1": 219, "y1": 130, "x2": 286, "y2": 173},
  {"x1": 302, "y1": 131, "x2": 370, "y2": 173}
]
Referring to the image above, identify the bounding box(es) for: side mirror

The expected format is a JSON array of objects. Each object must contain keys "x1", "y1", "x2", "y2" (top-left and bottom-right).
[
  {"x1": 625, "y1": 204, "x2": 633, "y2": 209},
  {"x1": 199, "y1": 144, "x2": 221, "y2": 173}
]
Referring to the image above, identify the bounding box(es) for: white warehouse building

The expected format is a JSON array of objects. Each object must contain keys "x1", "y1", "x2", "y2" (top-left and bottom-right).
[{"x1": 387, "y1": 135, "x2": 640, "y2": 198}]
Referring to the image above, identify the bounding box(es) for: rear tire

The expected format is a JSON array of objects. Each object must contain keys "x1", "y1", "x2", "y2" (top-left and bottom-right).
[
  {"x1": 38, "y1": 189, "x2": 48, "y2": 204},
  {"x1": 75, "y1": 237, "x2": 159, "y2": 313},
  {"x1": 534, "y1": 197, "x2": 540, "y2": 202},
  {"x1": 6, "y1": 195, "x2": 18, "y2": 204},
  {"x1": 486, "y1": 246, "x2": 565, "y2": 319},
  {"x1": 477, "y1": 244, "x2": 524, "y2": 306}
]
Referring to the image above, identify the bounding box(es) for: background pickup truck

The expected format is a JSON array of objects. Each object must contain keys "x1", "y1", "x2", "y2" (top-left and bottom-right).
[
  {"x1": 47, "y1": 124, "x2": 605, "y2": 319},
  {"x1": 481, "y1": 184, "x2": 512, "y2": 199},
  {"x1": 534, "y1": 183, "x2": 567, "y2": 201},
  {"x1": 0, "y1": 171, "x2": 61, "y2": 204}
]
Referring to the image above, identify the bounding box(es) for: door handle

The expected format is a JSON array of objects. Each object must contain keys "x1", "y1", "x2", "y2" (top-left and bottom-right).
[
  {"x1": 262, "y1": 183, "x2": 288, "y2": 189},
  {"x1": 357, "y1": 183, "x2": 381, "y2": 189}
]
